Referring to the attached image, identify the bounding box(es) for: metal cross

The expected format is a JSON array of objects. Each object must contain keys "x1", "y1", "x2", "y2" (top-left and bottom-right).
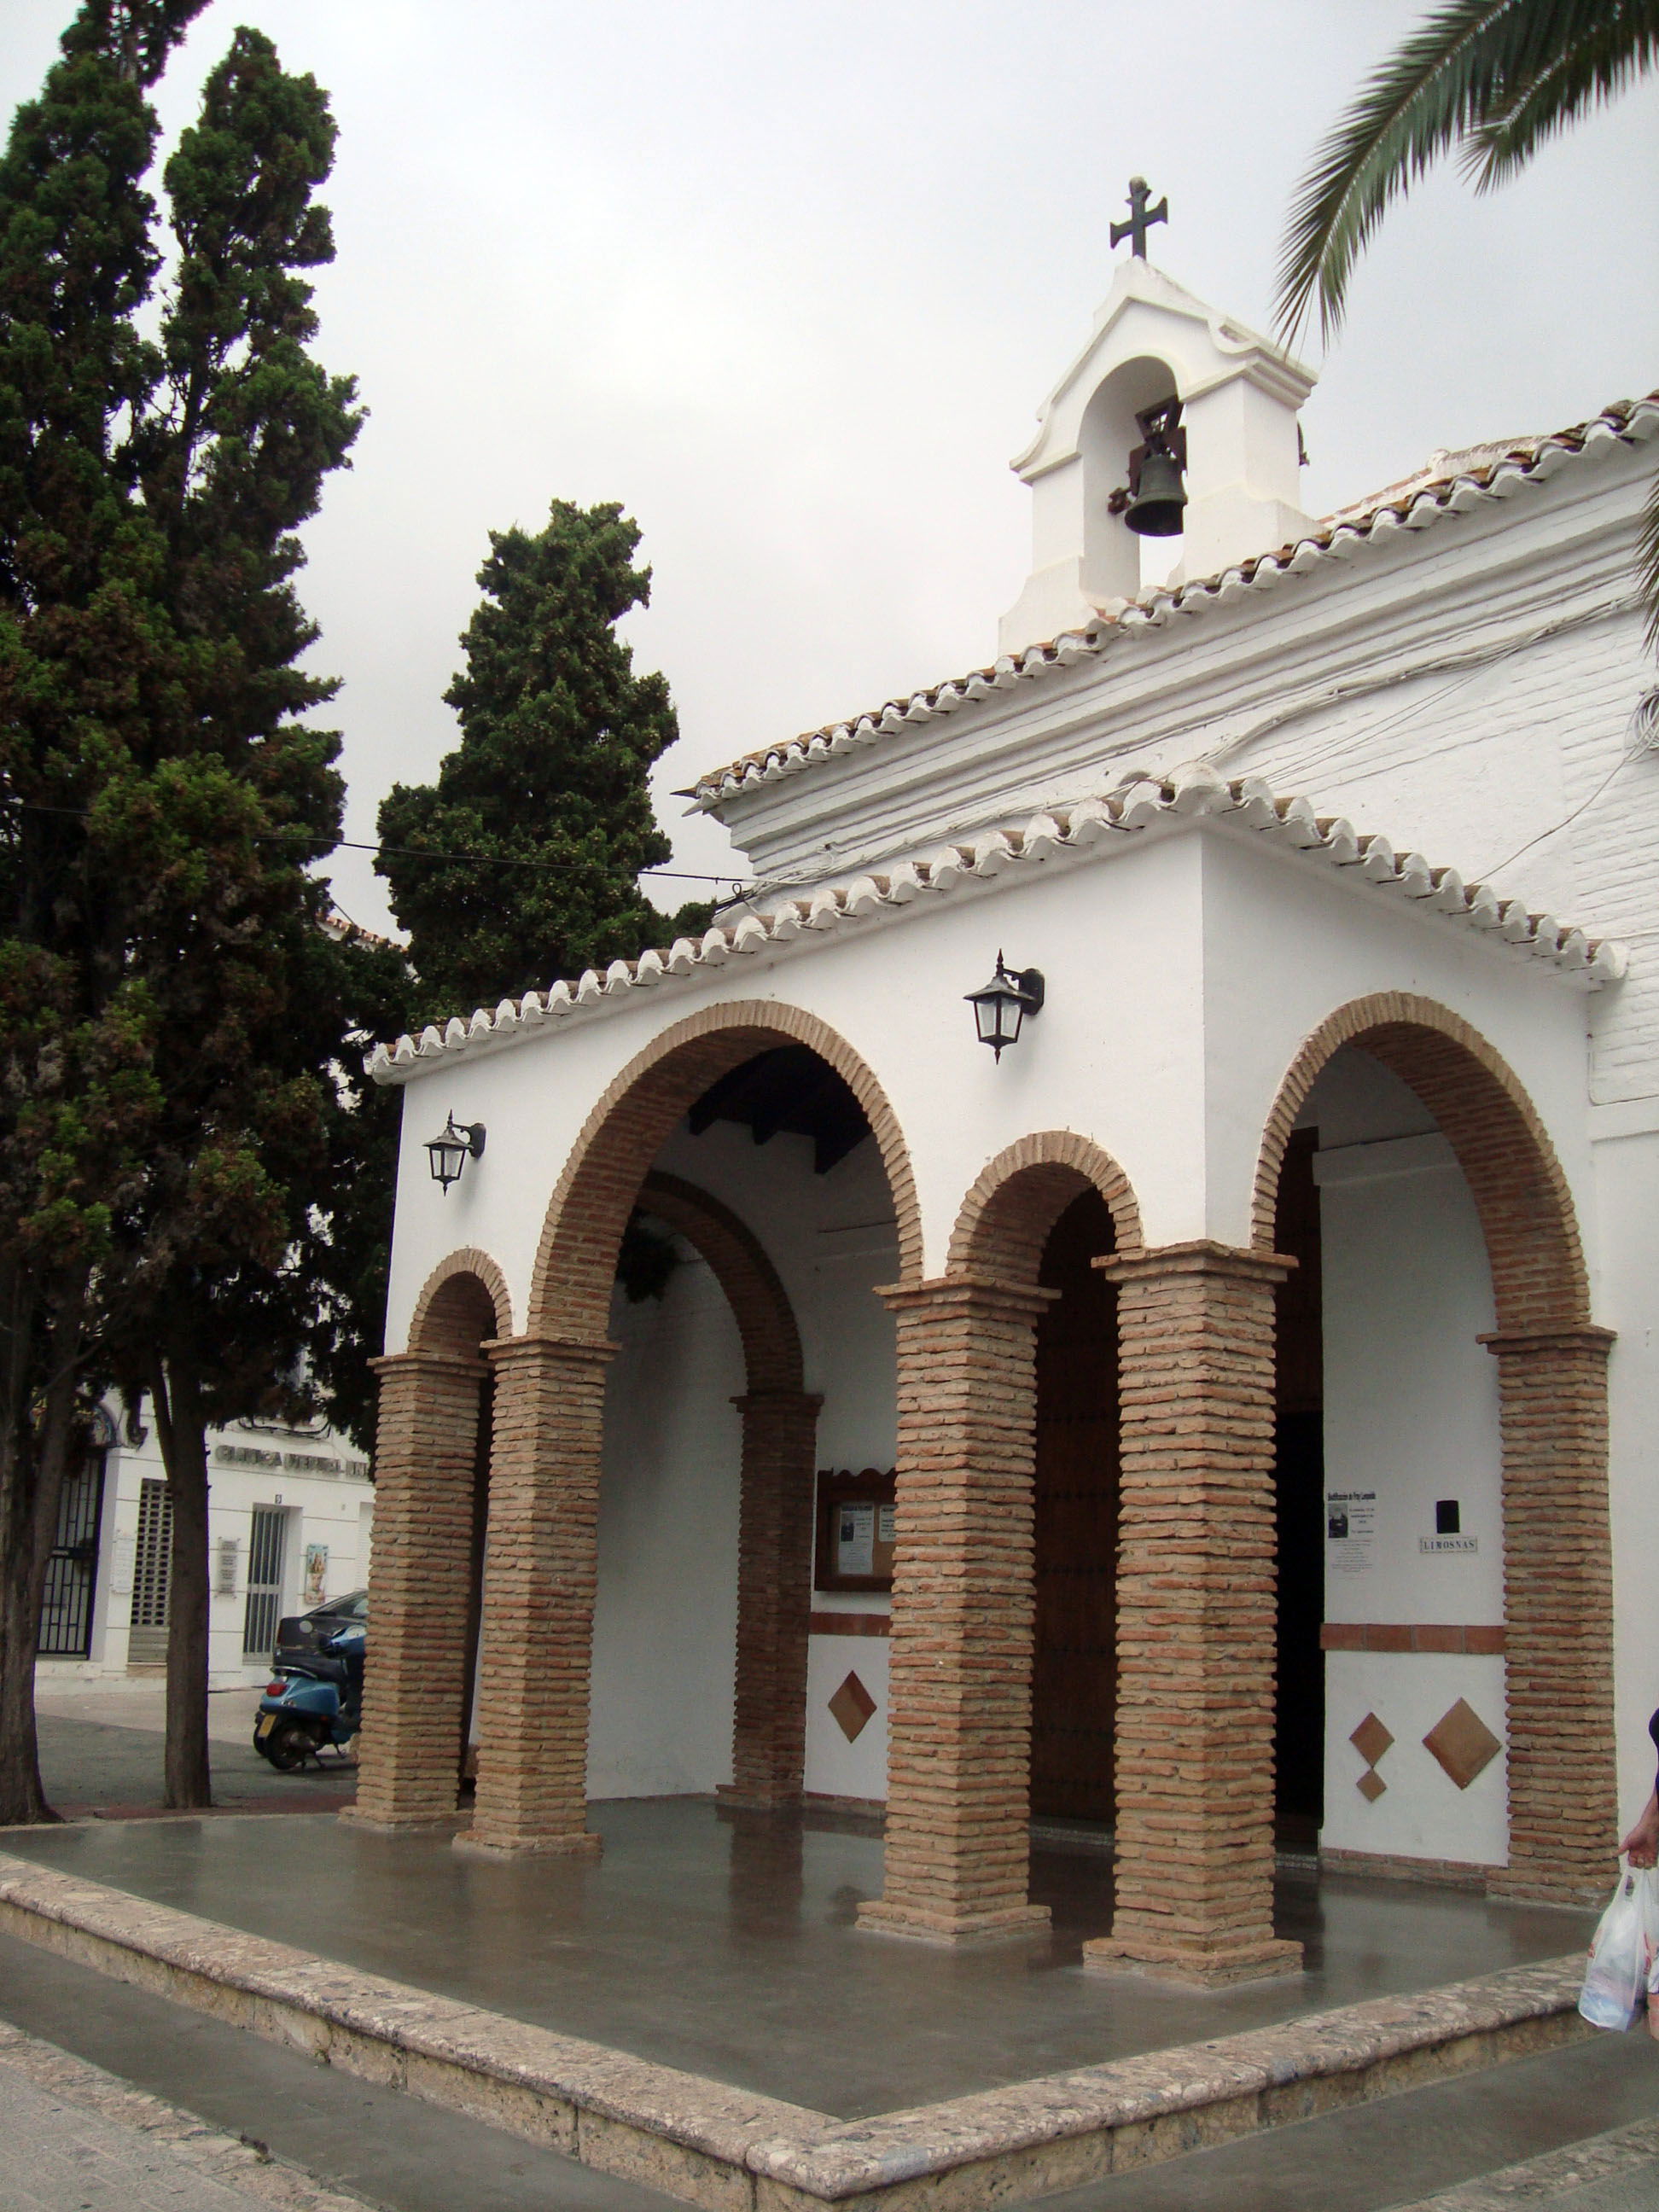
[{"x1": 1110, "y1": 176, "x2": 1167, "y2": 259}]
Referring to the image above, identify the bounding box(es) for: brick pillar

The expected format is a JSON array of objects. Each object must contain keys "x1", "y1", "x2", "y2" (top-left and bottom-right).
[
  {"x1": 463, "y1": 1332, "x2": 614, "y2": 1858},
  {"x1": 351, "y1": 1348, "x2": 485, "y2": 1828},
  {"x1": 1084, "y1": 1242, "x2": 1302, "y2": 1988},
  {"x1": 1482, "y1": 1325, "x2": 1617, "y2": 1906},
  {"x1": 858, "y1": 1276, "x2": 1053, "y2": 1944},
  {"x1": 720, "y1": 1388, "x2": 822, "y2": 1808}
]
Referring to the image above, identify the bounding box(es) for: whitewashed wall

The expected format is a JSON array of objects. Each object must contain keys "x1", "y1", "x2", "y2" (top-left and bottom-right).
[
  {"x1": 588, "y1": 1266, "x2": 742, "y2": 1798},
  {"x1": 1308, "y1": 1051, "x2": 1508, "y2": 1868},
  {"x1": 584, "y1": 1118, "x2": 899, "y2": 1801},
  {"x1": 1597, "y1": 1118, "x2": 1659, "y2": 1831}
]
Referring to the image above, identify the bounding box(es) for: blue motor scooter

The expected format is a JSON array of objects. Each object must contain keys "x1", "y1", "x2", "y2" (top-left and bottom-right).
[{"x1": 253, "y1": 1621, "x2": 364, "y2": 1771}]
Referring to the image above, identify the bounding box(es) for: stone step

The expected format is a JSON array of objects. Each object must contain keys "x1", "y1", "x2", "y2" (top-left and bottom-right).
[{"x1": 0, "y1": 1848, "x2": 1596, "y2": 2212}]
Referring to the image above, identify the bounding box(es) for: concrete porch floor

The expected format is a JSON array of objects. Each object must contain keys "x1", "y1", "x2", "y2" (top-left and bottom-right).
[{"x1": 0, "y1": 1797, "x2": 1598, "y2": 2122}]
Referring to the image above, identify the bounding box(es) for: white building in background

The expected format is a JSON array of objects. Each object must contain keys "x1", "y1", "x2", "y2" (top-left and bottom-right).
[{"x1": 36, "y1": 1403, "x2": 374, "y2": 1686}]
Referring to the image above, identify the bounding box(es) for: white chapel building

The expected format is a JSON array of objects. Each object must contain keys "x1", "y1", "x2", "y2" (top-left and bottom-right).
[{"x1": 351, "y1": 244, "x2": 1659, "y2": 1986}]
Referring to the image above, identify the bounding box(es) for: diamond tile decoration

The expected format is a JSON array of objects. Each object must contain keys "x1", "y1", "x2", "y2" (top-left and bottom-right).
[
  {"x1": 1357, "y1": 1769, "x2": 1388, "y2": 1803},
  {"x1": 1350, "y1": 1712, "x2": 1394, "y2": 1768},
  {"x1": 828, "y1": 1670, "x2": 877, "y2": 1743},
  {"x1": 1423, "y1": 1698, "x2": 1503, "y2": 1790}
]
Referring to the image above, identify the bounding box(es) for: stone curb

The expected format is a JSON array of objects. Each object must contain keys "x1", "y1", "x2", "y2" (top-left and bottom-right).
[
  {"x1": 0, "y1": 2015, "x2": 375, "y2": 2211},
  {"x1": 0, "y1": 1850, "x2": 1594, "y2": 2212},
  {"x1": 748, "y1": 1957, "x2": 1591, "y2": 2207},
  {"x1": 0, "y1": 1852, "x2": 829, "y2": 2210}
]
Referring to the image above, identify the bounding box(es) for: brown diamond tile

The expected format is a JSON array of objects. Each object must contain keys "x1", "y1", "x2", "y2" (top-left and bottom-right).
[
  {"x1": 828, "y1": 1670, "x2": 877, "y2": 1743},
  {"x1": 1350, "y1": 1712, "x2": 1394, "y2": 1767},
  {"x1": 1356, "y1": 1769, "x2": 1387, "y2": 1803},
  {"x1": 1423, "y1": 1698, "x2": 1503, "y2": 1790}
]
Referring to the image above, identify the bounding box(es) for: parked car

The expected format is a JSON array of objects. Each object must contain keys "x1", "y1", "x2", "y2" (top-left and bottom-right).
[{"x1": 273, "y1": 1588, "x2": 367, "y2": 1669}]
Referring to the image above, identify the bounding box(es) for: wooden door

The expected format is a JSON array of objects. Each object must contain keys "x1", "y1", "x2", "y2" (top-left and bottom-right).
[{"x1": 1030, "y1": 1189, "x2": 1120, "y2": 1824}]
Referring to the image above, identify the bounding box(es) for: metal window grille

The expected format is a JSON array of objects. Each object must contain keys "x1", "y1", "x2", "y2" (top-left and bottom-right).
[
  {"x1": 37, "y1": 1451, "x2": 107, "y2": 1659},
  {"x1": 128, "y1": 1478, "x2": 172, "y2": 1665},
  {"x1": 242, "y1": 1506, "x2": 287, "y2": 1659}
]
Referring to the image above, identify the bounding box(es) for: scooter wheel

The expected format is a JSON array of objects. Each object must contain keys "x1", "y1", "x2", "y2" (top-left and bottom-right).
[{"x1": 261, "y1": 1718, "x2": 316, "y2": 1772}]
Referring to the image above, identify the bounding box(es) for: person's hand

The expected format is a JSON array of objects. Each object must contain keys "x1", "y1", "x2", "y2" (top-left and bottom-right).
[{"x1": 1622, "y1": 1795, "x2": 1659, "y2": 1868}]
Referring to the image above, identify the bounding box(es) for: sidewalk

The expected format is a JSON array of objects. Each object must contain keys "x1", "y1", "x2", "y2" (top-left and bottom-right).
[
  {"x1": 0, "y1": 1928, "x2": 684, "y2": 2212},
  {"x1": 1393, "y1": 2116, "x2": 1659, "y2": 2211},
  {"x1": 0, "y1": 2017, "x2": 368, "y2": 2212}
]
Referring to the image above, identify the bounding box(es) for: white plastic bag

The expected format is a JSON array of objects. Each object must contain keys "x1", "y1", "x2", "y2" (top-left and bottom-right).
[{"x1": 1580, "y1": 1865, "x2": 1659, "y2": 2029}]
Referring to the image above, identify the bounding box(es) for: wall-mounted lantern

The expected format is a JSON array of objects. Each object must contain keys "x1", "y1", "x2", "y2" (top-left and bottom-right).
[
  {"x1": 965, "y1": 953, "x2": 1045, "y2": 1062},
  {"x1": 425, "y1": 1112, "x2": 486, "y2": 1193}
]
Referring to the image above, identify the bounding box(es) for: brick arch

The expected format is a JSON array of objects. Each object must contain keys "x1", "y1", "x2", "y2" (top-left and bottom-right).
[
  {"x1": 527, "y1": 1000, "x2": 921, "y2": 1337},
  {"x1": 637, "y1": 1171, "x2": 802, "y2": 1394},
  {"x1": 1253, "y1": 992, "x2": 1588, "y2": 1333},
  {"x1": 408, "y1": 1247, "x2": 514, "y2": 1355},
  {"x1": 355, "y1": 1249, "x2": 506, "y2": 1831},
  {"x1": 1253, "y1": 990, "x2": 1613, "y2": 1907},
  {"x1": 947, "y1": 1130, "x2": 1144, "y2": 1284}
]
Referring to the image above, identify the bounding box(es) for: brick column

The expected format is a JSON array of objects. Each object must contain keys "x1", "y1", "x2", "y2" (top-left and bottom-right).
[
  {"x1": 463, "y1": 1332, "x2": 614, "y2": 1858},
  {"x1": 720, "y1": 1388, "x2": 822, "y2": 1809},
  {"x1": 858, "y1": 1276, "x2": 1053, "y2": 1944},
  {"x1": 1481, "y1": 1325, "x2": 1617, "y2": 1906},
  {"x1": 1084, "y1": 1242, "x2": 1302, "y2": 1988},
  {"x1": 351, "y1": 1348, "x2": 486, "y2": 1829}
]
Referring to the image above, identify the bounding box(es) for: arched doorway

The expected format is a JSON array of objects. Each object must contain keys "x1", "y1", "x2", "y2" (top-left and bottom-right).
[
  {"x1": 1254, "y1": 995, "x2": 1615, "y2": 1906},
  {"x1": 463, "y1": 1004, "x2": 917, "y2": 1856}
]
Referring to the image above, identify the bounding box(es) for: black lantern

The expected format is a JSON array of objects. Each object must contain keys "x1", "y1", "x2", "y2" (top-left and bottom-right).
[
  {"x1": 965, "y1": 953, "x2": 1045, "y2": 1062},
  {"x1": 425, "y1": 1112, "x2": 486, "y2": 1193}
]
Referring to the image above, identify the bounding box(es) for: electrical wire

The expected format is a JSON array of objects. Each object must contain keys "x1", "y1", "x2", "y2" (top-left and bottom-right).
[
  {"x1": 1476, "y1": 687, "x2": 1659, "y2": 880},
  {"x1": 1196, "y1": 600, "x2": 1636, "y2": 790},
  {"x1": 0, "y1": 795, "x2": 748, "y2": 890}
]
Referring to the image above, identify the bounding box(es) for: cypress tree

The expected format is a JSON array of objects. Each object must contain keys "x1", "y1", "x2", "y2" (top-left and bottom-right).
[
  {"x1": 0, "y1": 0, "x2": 207, "y2": 1824},
  {"x1": 0, "y1": 3, "x2": 371, "y2": 1814},
  {"x1": 377, "y1": 500, "x2": 710, "y2": 1019}
]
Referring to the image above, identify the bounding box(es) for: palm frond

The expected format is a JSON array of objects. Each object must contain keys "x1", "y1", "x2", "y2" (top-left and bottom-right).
[
  {"x1": 1639, "y1": 454, "x2": 1659, "y2": 652},
  {"x1": 1275, "y1": 0, "x2": 1648, "y2": 342},
  {"x1": 1465, "y1": 2, "x2": 1659, "y2": 184}
]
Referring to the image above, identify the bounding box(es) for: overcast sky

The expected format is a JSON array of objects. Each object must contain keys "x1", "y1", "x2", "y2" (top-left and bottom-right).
[{"x1": 6, "y1": 2, "x2": 1658, "y2": 937}]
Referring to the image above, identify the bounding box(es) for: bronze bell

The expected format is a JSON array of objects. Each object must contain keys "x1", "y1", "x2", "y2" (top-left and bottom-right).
[
  {"x1": 1124, "y1": 445, "x2": 1187, "y2": 537},
  {"x1": 1122, "y1": 396, "x2": 1188, "y2": 538}
]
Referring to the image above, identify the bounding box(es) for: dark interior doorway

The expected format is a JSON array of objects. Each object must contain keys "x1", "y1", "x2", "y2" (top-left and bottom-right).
[
  {"x1": 1030, "y1": 1188, "x2": 1120, "y2": 1825},
  {"x1": 1273, "y1": 1129, "x2": 1325, "y2": 1848}
]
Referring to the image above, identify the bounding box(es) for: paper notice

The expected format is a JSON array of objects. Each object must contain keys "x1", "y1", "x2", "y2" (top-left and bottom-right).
[
  {"x1": 1324, "y1": 1489, "x2": 1377, "y2": 1577},
  {"x1": 837, "y1": 1502, "x2": 876, "y2": 1577}
]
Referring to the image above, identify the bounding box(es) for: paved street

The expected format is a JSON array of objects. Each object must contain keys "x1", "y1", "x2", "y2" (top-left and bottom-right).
[
  {"x1": 30, "y1": 1680, "x2": 353, "y2": 1819},
  {"x1": 1392, "y1": 2116, "x2": 1659, "y2": 2209}
]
